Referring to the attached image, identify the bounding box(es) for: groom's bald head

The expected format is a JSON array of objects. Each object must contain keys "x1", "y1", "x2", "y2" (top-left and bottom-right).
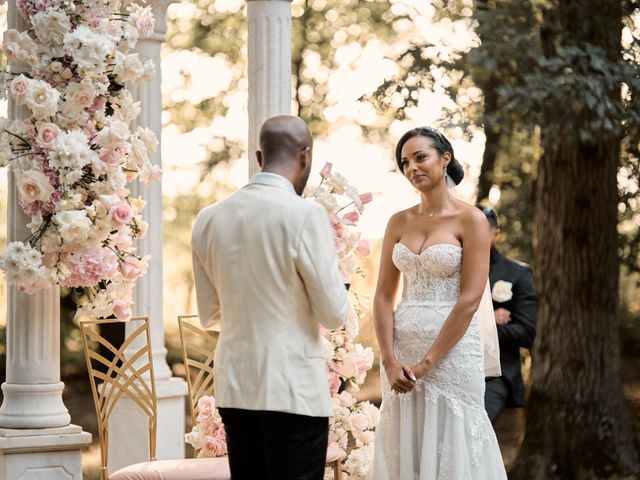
[
  {"x1": 258, "y1": 115, "x2": 312, "y2": 166},
  {"x1": 256, "y1": 116, "x2": 313, "y2": 195}
]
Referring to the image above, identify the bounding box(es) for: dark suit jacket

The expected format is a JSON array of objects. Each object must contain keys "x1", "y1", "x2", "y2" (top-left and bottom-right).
[{"x1": 489, "y1": 248, "x2": 537, "y2": 406}]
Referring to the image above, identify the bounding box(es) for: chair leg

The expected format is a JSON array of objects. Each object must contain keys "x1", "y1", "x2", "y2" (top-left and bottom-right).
[{"x1": 333, "y1": 459, "x2": 342, "y2": 480}]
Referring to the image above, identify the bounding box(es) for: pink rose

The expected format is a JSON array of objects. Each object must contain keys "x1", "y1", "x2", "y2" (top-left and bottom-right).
[
  {"x1": 36, "y1": 122, "x2": 60, "y2": 148},
  {"x1": 359, "y1": 192, "x2": 373, "y2": 205},
  {"x1": 17, "y1": 170, "x2": 54, "y2": 203},
  {"x1": 119, "y1": 256, "x2": 145, "y2": 281},
  {"x1": 10, "y1": 75, "x2": 30, "y2": 104},
  {"x1": 355, "y1": 239, "x2": 370, "y2": 259},
  {"x1": 319, "y1": 162, "x2": 333, "y2": 179},
  {"x1": 349, "y1": 413, "x2": 369, "y2": 432},
  {"x1": 113, "y1": 299, "x2": 132, "y2": 320},
  {"x1": 110, "y1": 200, "x2": 133, "y2": 225},
  {"x1": 327, "y1": 361, "x2": 341, "y2": 397},
  {"x1": 341, "y1": 211, "x2": 359, "y2": 226},
  {"x1": 202, "y1": 429, "x2": 227, "y2": 457},
  {"x1": 197, "y1": 395, "x2": 215, "y2": 420}
]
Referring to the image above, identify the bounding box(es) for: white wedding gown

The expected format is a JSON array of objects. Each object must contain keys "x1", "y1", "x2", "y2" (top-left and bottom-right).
[{"x1": 372, "y1": 243, "x2": 507, "y2": 480}]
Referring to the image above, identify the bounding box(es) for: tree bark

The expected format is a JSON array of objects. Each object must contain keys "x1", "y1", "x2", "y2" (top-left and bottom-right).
[
  {"x1": 476, "y1": 84, "x2": 500, "y2": 203},
  {"x1": 509, "y1": 1, "x2": 639, "y2": 478}
]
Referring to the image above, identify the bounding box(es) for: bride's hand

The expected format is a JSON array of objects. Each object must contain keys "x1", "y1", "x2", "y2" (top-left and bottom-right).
[
  {"x1": 384, "y1": 360, "x2": 416, "y2": 394},
  {"x1": 409, "y1": 360, "x2": 431, "y2": 381}
]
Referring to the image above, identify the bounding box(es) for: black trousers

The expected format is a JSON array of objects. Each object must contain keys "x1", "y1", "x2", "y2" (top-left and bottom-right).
[
  {"x1": 219, "y1": 408, "x2": 329, "y2": 480},
  {"x1": 485, "y1": 376, "x2": 510, "y2": 424}
]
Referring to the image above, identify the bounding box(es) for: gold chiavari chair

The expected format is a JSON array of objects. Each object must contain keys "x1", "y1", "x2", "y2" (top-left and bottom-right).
[
  {"x1": 81, "y1": 317, "x2": 157, "y2": 480},
  {"x1": 177, "y1": 314, "x2": 344, "y2": 480},
  {"x1": 177, "y1": 314, "x2": 217, "y2": 432},
  {"x1": 81, "y1": 316, "x2": 231, "y2": 480}
]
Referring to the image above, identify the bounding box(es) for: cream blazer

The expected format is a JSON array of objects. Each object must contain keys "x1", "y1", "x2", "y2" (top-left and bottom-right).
[{"x1": 191, "y1": 172, "x2": 350, "y2": 417}]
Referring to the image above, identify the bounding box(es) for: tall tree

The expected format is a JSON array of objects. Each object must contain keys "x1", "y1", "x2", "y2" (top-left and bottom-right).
[{"x1": 506, "y1": 0, "x2": 640, "y2": 477}]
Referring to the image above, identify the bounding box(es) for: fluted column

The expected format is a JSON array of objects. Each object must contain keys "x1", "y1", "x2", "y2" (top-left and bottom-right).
[
  {"x1": 0, "y1": 2, "x2": 91, "y2": 478},
  {"x1": 247, "y1": 0, "x2": 293, "y2": 177},
  {"x1": 107, "y1": 0, "x2": 188, "y2": 472}
]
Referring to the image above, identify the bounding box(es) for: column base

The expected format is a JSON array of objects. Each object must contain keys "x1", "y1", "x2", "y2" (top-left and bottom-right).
[
  {"x1": 0, "y1": 382, "x2": 70, "y2": 429},
  {"x1": 108, "y1": 377, "x2": 188, "y2": 472},
  {"x1": 0, "y1": 424, "x2": 91, "y2": 479}
]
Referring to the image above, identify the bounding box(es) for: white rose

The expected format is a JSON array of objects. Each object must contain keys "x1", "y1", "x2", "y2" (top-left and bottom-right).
[
  {"x1": 113, "y1": 52, "x2": 145, "y2": 84},
  {"x1": 3, "y1": 30, "x2": 37, "y2": 63},
  {"x1": 54, "y1": 210, "x2": 92, "y2": 245},
  {"x1": 64, "y1": 82, "x2": 96, "y2": 112},
  {"x1": 119, "y1": 23, "x2": 139, "y2": 51},
  {"x1": 49, "y1": 130, "x2": 95, "y2": 170},
  {"x1": 128, "y1": 138, "x2": 150, "y2": 168},
  {"x1": 31, "y1": 9, "x2": 72, "y2": 52},
  {"x1": 128, "y1": 4, "x2": 155, "y2": 36},
  {"x1": 63, "y1": 26, "x2": 114, "y2": 74},
  {"x1": 135, "y1": 127, "x2": 158, "y2": 155},
  {"x1": 10, "y1": 75, "x2": 31, "y2": 105},
  {"x1": 112, "y1": 90, "x2": 141, "y2": 124},
  {"x1": 315, "y1": 191, "x2": 338, "y2": 213},
  {"x1": 25, "y1": 79, "x2": 60, "y2": 120},
  {"x1": 326, "y1": 172, "x2": 349, "y2": 194},
  {"x1": 17, "y1": 170, "x2": 54, "y2": 203},
  {"x1": 492, "y1": 280, "x2": 513, "y2": 303},
  {"x1": 94, "y1": 119, "x2": 130, "y2": 149}
]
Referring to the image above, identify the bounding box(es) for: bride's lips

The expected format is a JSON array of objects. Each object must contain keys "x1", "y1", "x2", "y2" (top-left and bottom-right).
[{"x1": 412, "y1": 174, "x2": 427, "y2": 182}]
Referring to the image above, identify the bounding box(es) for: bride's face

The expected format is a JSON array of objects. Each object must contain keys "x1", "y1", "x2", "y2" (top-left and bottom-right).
[{"x1": 400, "y1": 135, "x2": 449, "y2": 190}]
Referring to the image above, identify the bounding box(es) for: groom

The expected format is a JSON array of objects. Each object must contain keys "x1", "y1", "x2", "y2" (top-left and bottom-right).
[{"x1": 191, "y1": 115, "x2": 350, "y2": 479}]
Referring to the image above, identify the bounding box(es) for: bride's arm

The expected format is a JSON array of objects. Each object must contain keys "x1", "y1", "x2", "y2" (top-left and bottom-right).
[
  {"x1": 410, "y1": 208, "x2": 491, "y2": 379},
  {"x1": 374, "y1": 214, "x2": 416, "y2": 393}
]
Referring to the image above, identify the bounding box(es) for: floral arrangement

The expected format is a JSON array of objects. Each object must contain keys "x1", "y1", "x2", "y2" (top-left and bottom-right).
[
  {"x1": 0, "y1": 0, "x2": 161, "y2": 320},
  {"x1": 184, "y1": 395, "x2": 227, "y2": 458},
  {"x1": 185, "y1": 163, "x2": 380, "y2": 478},
  {"x1": 306, "y1": 162, "x2": 378, "y2": 479}
]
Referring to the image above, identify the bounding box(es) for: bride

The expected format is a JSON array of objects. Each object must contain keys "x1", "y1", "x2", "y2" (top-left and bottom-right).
[{"x1": 372, "y1": 127, "x2": 507, "y2": 479}]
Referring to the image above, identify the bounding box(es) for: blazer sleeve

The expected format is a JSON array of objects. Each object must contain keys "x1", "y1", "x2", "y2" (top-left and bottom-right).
[
  {"x1": 497, "y1": 266, "x2": 537, "y2": 348},
  {"x1": 191, "y1": 235, "x2": 221, "y2": 330},
  {"x1": 296, "y1": 205, "x2": 350, "y2": 330}
]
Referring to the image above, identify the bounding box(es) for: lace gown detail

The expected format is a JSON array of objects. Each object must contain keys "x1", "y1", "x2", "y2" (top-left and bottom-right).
[{"x1": 372, "y1": 243, "x2": 507, "y2": 480}]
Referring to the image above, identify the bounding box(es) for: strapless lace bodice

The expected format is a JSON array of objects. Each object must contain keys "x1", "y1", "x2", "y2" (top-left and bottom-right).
[{"x1": 392, "y1": 243, "x2": 462, "y2": 302}]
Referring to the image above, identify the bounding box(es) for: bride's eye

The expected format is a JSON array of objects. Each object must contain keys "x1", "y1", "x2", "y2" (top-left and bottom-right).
[{"x1": 416, "y1": 154, "x2": 426, "y2": 161}]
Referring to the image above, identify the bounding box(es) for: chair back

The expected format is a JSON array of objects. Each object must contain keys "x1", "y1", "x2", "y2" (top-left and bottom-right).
[
  {"x1": 80, "y1": 317, "x2": 157, "y2": 480},
  {"x1": 177, "y1": 314, "x2": 218, "y2": 426}
]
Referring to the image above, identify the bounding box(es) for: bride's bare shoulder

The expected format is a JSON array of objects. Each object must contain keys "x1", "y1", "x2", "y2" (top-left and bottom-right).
[
  {"x1": 385, "y1": 205, "x2": 418, "y2": 236},
  {"x1": 452, "y1": 200, "x2": 489, "y2": 233}
]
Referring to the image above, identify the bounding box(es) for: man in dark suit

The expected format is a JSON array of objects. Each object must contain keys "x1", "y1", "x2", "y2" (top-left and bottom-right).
[{"x1": 481, "y1": 207, "x2": 537, "y2": 424}]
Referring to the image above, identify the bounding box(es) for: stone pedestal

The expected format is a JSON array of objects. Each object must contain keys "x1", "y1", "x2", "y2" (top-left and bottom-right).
[
  {"x1": 106, "y1": 0, "x2": 189, "y2": 470},
  {"x1": 247, "y1": 0, "x2": 293, "y2": 176},
  {"x1": 0, "y1": 426, "x2": 91, "y2": 480}
]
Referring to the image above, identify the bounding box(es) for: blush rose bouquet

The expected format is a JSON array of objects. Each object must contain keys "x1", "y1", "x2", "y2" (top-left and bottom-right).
[{"x1": 0, "y1": 0, "x2": 160, "y2": 319}]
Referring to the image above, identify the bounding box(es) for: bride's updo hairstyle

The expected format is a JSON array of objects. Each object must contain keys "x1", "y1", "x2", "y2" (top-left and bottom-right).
[{"x1": 395, "y1": 127, "x2": 465, "y2": 185}]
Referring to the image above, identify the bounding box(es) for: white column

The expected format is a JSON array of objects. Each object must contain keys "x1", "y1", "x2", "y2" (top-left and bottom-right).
[
  {"x1": 0, "y1": 2, "x2": 91, "y2": 478},
  {"x1": 247, "y1": 0, "x2": 293, "y2": 177},
  {"x1": 107, "y1": 0, "x2": 188, "y2": 472}
]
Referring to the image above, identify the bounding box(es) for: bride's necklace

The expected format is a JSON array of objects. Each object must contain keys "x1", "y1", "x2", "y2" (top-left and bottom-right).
[{"x1": 422, "y1": 196, "x2": 450, "y2": 218}]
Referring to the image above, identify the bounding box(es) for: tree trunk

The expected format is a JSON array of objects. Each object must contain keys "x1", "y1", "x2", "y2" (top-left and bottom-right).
[
  {"x1": 510, "y1": 138, "x2": 638, "y2": 479},
  {"x1": 476, "y1": 84, "x2": 500, "y2": 203},
  {"x1": 509, "y1": 2, "x2": 638, "y2": 478}
]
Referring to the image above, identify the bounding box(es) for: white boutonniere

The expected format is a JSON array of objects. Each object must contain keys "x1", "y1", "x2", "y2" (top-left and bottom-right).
[{"x1": 492, "y1": 280, "x2": 513, "y2": 303}]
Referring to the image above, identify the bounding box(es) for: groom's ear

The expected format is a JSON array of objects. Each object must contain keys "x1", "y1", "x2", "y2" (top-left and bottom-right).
[{"x1": 256, "y1": 150, "x2": 263, "y2": 169}]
